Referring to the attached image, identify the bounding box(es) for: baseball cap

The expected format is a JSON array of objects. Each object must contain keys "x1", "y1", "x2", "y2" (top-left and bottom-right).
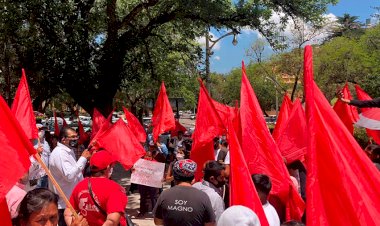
[
  {"x1": 173, "y1": 159, "x2": 197, "y2": 178},
  {"x1": 90, "y1": 151, "x2": 114, "y2": 171}
]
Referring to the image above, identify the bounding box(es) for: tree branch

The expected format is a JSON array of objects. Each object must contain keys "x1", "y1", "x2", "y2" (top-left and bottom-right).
[
  {"x1": 119, "y1": 0, "x2": 160, "y2": 30},
  {"x1": 106, "y1": 0, "x2": 118, "y2": 41}
]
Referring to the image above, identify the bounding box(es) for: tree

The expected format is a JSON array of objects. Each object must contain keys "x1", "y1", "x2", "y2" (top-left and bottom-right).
[
  {"x1": 216, "y1": 62, "x2": 280, "y2": 112},
  {"x1": 314, "y1": 24, "x2": 380, "y2": 100},
  {"x1": 328, "y1": 13, "x2": 364, "y2": 39},
  {"x1": 246, "y1": 38, "x2": 267, "y2": 63},
  {"x1": 1, "y1": 0, "x2": 337, "y2": 116}
]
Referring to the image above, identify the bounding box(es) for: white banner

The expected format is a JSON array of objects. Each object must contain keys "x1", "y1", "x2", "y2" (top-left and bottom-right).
[{"x1": 130, "y1": 159, "x2": 165, "y2": 188}]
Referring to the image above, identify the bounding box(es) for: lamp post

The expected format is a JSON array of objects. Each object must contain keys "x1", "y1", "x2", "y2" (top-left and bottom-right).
[{"x1": 205, "y1": 28, "x2": 238, "y2": 93}]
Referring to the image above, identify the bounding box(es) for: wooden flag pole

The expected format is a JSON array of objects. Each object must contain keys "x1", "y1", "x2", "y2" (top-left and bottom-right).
[{"x1": 33, "y1": 153, "x2": 79, "y2": 219}]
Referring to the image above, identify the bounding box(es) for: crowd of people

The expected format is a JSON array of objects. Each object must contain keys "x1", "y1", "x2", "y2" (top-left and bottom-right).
[{"x1": 5, "y1": 100, "x2": 380, "y2": 226}]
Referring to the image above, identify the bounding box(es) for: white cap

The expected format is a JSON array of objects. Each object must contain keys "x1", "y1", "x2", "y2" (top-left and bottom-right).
[{"x1": 217, "y1": 205, "x2": 261, "y2": 226}]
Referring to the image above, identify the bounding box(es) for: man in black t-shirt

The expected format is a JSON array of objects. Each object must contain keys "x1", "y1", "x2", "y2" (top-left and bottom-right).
[{"x1": 153, "y1": 159, "x2": 216, "y2": 226}]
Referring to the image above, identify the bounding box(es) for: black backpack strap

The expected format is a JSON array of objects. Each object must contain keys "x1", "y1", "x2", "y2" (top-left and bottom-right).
[
  {"x1": 87, "y1": 178, "x2": 108, "y2": 217},
  {"x1": 87, "y1": 178, "x2": 134, "y2": 226}
]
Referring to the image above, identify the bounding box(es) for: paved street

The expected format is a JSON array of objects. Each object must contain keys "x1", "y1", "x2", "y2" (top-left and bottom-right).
[
  {"x1": 109, "y1": 114, "x2": 194, "y2": 226},
  {"x1": 111, "y1": 163, "x2": 160, "y2": 226}
]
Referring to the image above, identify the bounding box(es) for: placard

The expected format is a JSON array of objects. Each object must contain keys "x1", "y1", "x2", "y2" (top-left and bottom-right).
[{"x1": 130, "y1": 159, "x2": 165, "y2": 188}]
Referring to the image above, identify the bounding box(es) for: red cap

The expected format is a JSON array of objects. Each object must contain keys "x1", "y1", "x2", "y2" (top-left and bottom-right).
[{"x1": 90, "y1": 150, "x2": 114, "y2": 171}]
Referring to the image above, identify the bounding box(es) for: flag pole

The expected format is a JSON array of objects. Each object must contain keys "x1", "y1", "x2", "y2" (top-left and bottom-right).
[{"x1": 33, "y1": 153, "x2": 79, "y2": 218}]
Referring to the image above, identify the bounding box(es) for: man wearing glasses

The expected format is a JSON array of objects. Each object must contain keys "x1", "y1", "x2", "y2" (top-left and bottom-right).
[{"x1": 49, "y1": 127, "x2": 92, "y2": 226}]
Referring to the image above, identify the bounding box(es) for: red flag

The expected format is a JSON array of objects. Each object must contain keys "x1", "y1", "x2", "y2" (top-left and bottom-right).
[
  {"x1": 152, "y1": 82, "x2": 176, "y2": 142},
  {"x1": 277, "y1": 99, "x2": 307, "y2": 164},
  {"x1": 0, "y1": 95, "x2": 35, "y2": 200},
  {"x1": 272, "y1": 93, "x2": 293, "y2": 141},
  {"x1": 91, "y1": 115, "x2": 113, "y2": 145},
  {"x1": 91, "y1": 108, "x2": 107, "y2": 137},
  {"x1": 60, "y1": 113, "x2": 68, "y2": 127},
  {"x1": 96, "y1": 119, "x2": 146, "y2": 170},
  {"x1": 77, "y1": 118, "x2": 89, "y2": 145},
  {"x1": 11, "y1": 69, "x2": 38, "y2": 140},
  {"x1": 333, "y1": 83, "x2": 359, "y2": 134},
  {"x1": 0, "y1": 198, "x2": 12, "y2": 226},
  {"x1": 354, "y1": 85, "x2": 380, "y2": 144},
  {"x1": 228, "y1": 120, "x2": 269, "y2": 226},
  {"x1": 304, "y1": 45, "x2": 380, "y2": 225},
  {"x1": 240, "y1": 61, "x2": 304, "y2": 221},
  {"x1": 232, "y1": 102, "x2": 242, "y2": 144},
  {"x1": 170, "y1": 119, "x2": 187, "y2": 137},
  {"x1": 212, "y1": 99, "x2": 237, "y2": 124},
  {"x1": 190, "y1": 79, "x2": 226, "y2": 181},
  {"x1": 91, "y1": 108, "x2": 113, "y2": 139},
  {"x1": 54, "y1": 111, "x2": 60, "y2": 137},
  {"x1": 123, "y1": 107, "x2": 147, "y2": 143}
]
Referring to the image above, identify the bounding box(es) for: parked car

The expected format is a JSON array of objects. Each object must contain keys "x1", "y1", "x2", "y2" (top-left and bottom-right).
[{"x1": 79, "y1": 116, "x2": 92, "y2": 126}]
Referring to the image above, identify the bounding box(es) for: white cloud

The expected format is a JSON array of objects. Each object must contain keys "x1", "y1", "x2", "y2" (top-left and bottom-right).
[
  {"x1": 196, "y1": 32, "x2": 221, "y2": 50},
  {"x1": 267, "y1": 12, "x2": 338, "y2": 47},
  {"x1": 241, "y1": 26, "x2": 255, "y2": 35},
  {"x1": 214, "y1": 56, "x2": 221, "y2": 61},
  {"x1": 237, "y1": 12, "x2": 338, "y2": 48}
]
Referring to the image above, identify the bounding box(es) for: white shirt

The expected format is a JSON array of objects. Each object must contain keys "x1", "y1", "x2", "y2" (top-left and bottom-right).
[
  {"x1": 214, "y1": 149, "x2": 230, "y2": 164},
  {"x1": 27, "y1": 156, "x2": 42, "y2": 191},
  {"x1": 33, "y1": 139, "x2": 51, "y2": 177},
  {"x1": 193, "y1": 180, "x2": 225, "y2": 222},
  {"x1": 40, "y1": 139, "x2": 51, "y2": 167},
  {"x1": 48, "y1": 142, "x2": 87, "y2": 209},
  {"x1": 263, "y1": 202, "x2": 280, "y2": 226}
]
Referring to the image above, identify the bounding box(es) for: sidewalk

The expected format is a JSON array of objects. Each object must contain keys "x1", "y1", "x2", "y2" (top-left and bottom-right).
[{"x1": 111, "y1": 163, "x2": 159, "y2": 226}]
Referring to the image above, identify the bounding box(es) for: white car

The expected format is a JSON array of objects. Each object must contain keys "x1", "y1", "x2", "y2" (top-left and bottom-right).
[
  {"x1": 46, "y1": 117, "x2": 63, "y2": 125},
  {"x1": 79, "y1": 116, "x2": 92, "y2": 126}
]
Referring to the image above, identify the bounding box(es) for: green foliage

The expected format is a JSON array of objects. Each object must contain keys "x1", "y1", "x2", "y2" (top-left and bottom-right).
[
  {"x1": 353, "y1": 127, "x2": 370, "y2": 149},
  {"x1": 314, "y1": 25, "x2": 380, "y2": 100},
  {"x1": 0, "y1": 0, "x2": 336, "y2": 115},
  {"x1": 211, "y1": 61, "x2": 281, "y2": 111},
  {"x1": 327, "y1": 13, "x2": 364, "y2": 39}
]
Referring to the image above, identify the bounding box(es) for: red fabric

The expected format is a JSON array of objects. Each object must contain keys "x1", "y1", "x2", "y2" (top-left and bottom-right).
[
  {"x1": 228, "y1": 120, "x2": 269, "y2": 226},
  {"x1": 11, "y1": 69, "x2": 38, "y2": 140},
  {"x1": 354, "y1": 85, "x2": 380, "y2": 144},
  {"x1": 277, "y1": 99, "x2": 307, "y2": 164},
  {"x1": 239, "y1": 61, "x2": 304, "y2": 221},
  {"x1": 152, "y1": 82, "x2": 175, "y2": 142},
  {"x1": 91, "y1": 109, "x2": 113, "y2": 141},
  {"x1": 190, "y1": 79, "x2": 226, "y2": 181},
  {"x1": 232, "y1": 103, "x2": 242, "y2": 145},
  {"x1": 212, "y1": 99, "x2": 237, "y2": 124},
  {"x1": 333, "y1": 83, "x2": 359, "y2": 134},
  {"x1": 70, "y1": 177, "x2": 128, "y2": 226},
  {"x1": 0, "y1": 198, "x2": 12, "y2": 226},
  {"x1": 96, "y1": 119, "x2": 146, "y2": 170},
  {"x1": 170, "y1": 119, "x2": 187, "y2": 137},
  {"x1": 78, "y1": 118, "x2": 89, "y2": 145},
  {"x1": 362, "y1": 109, "x2": 380, "y2": 121},
  {"x1": 272, "y1": 93, "x2": 293, "y2": 142},
  {"x1": 355, "y1": 85, "x2": 374, "y2": 112},
  {"x1": 0, "y1": 95, "x2": 35, "y2": 200},
  {"x1": 123, "y1": 107, "x2": 147, "y2": 143},
  {"x1": 54, "y1": 111, "x2": 60, "y2": 137},
  {"x1": 60, "y1": 113, "x2": 68, "y2": 127},
  {"x1": 92, "y1": 108, "x2": 107, "y2": 139},
  {"x1": 304, "y1": 45, "x2": 380, "y2": 225}
]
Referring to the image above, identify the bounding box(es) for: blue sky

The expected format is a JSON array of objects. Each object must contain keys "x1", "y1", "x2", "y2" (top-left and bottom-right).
[{"x1": 209, "y1": 0, "x2": 379, "y2": 74}]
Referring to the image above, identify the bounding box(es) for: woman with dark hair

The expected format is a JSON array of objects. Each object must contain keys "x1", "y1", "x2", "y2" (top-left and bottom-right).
[{"x1": 17, "y1": 188, "x2": 88, "y2": 226}]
